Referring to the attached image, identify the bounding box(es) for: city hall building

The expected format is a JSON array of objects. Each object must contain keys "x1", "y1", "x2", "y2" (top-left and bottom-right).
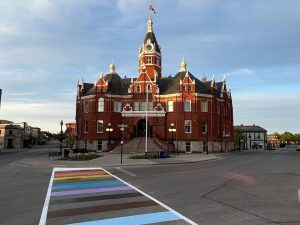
[{"x1": 76, "y1": 18, "x2": 234, "y2": 153}]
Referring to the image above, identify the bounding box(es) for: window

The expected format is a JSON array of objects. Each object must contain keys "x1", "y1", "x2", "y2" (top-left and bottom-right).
[
  {"x1": 98, "y1": 98, "x2": 104, "y2": 112},
  {"x1": 146, "y1": 56, "x2": 152, "y2": 64},
  {"x1": 9, "y1": 130, "x2": 12, "y2": 135},
  {"x1": 83, "y1": 101, "x2": 89, "y2": 113},
  {"x1": 0, "y1": 130, "x2": 1, "y2": 135},
  {"x1": 202, "y1": 121, "x2": 208, "y2": 134},
  {"x1": 97, "y1": 120, "x2": 103, "y2": 133},
  {"x1": 136, "y1": 85, "x2": 141, "y2": 93},
  {"x1": 189, "y1": 85, "x2": 192, "y2": 92},
  {"x1": 84, "y1": 121, "x2": 88, "y2": 133},
  {"x1": 134, "y1": 101, "x2": 139, "y2": 111},
  {"x1": 167, "y1": 101, "x2": 174, "y2": 112},
  {"x1": 184, "y1": 100, "x2": 191, "y2": 112},
  {"x1": 185, "y1": 142, "x2": 191, "y2": 153},
  {"x1": 217, "y1": 103, "x2": 220, "y2": 115},
  {"x1": 184, "y1": 120, "x2": 191, "y2": 133},
  {"x1": 201, "y1": 100, "x2": 208, "y2": 112},
  {"x1": 141, "y1": 102, "x2": 146, "y2": 111},
  {"x1": 148, "y1": 102, "x2": 153, "y2": 111},
  {"x1": 183, "y1": 86, "x2": 186, "y2": 92},
  {"x1": 114, "y1": 102, "x2": 122, "y2": 112},
  {"x1": 97, "y1": 141, "x2": 103, "y2": 151},
  {"x1": 147, "y1": 84, "x2": 151, "y2": 92}
]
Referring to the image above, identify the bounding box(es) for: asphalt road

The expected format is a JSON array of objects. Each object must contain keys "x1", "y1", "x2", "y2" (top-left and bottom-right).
[
  {"x1": 109, "y1": 149, "x2": 300, "y2": 225},
  {"x1": 0, "y1": 145, "x2": 299, "y2": 225}
]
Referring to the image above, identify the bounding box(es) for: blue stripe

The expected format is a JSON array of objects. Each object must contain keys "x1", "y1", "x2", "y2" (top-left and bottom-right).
[
  {"x1": 66, "y1": 211, "x2": 181, "y2": 225},
  {"x1": 52, "y1": 181, "x2": 123, "y2": 190}
]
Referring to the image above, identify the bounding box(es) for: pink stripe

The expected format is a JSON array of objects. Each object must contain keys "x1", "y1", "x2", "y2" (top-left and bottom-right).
[{"x1": 51, "y1": 186, "x2": 132, "y2": 197}]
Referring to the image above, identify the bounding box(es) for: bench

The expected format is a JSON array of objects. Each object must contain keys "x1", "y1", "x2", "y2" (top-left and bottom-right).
[{"x1": 48, "y1": 152, "x2": 62, "y2": 160}]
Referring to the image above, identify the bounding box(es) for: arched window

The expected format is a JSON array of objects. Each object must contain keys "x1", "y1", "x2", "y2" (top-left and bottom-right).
[
  {"x1": 98, "y1": 98, "x2": 104, "y2": 112},
  {"x1": 136, "y1": 85, "x2": 141, "y2": 93}
]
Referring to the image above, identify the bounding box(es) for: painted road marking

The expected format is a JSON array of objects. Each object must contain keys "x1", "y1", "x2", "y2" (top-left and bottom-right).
[
  {"x1": 39, "y1": 167, "x2": 198, "y2": 225},
  {"x1": 116, "y1": 166, "x2": 137, "y2": 177},
  {"x1": 66, "y1": 211, "x2": 181, "y2": 225}
]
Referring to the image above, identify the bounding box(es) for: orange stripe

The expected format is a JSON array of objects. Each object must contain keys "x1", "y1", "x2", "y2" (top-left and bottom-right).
[
  {"x1": 54, "y1": 174, "x2": 111, "y2": 181},
  {"x1": 54, "y1": 171, "x2": 108, "y2": 177}
]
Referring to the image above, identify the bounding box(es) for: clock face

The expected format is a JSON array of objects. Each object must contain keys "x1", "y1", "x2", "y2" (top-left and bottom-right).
[{"x1": 145, "y1": 44, "x2": 153, "y2": 51}]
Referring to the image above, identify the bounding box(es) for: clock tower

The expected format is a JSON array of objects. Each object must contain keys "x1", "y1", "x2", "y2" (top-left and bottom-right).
[{"x1": 138, "y1": 17, "x2": 162, "y2": 79}]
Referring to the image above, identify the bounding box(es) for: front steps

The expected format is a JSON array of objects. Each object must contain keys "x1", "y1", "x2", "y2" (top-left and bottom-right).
[{"x1": 111, "y1": 137, "x2": 162, "y2": 154}]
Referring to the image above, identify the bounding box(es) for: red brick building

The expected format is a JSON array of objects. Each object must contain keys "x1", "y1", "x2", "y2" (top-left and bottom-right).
[{"x1": 76, "y1": 18, "x2": 234, "y2": 153}]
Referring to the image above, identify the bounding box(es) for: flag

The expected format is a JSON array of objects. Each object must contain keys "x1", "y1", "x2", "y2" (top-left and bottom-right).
[{"x1": 149, "y1": 5, "x2": 156, "y2": 14}]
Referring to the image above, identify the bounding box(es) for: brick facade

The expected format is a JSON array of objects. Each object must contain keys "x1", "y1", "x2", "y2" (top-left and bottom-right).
[{"x1": 75, "y1": 18, "x2": 234, "y2": 152}]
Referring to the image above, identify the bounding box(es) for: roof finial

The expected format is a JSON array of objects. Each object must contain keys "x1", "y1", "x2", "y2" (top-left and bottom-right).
[
  {"x1": 180, "y1": 57, "x2": 187, "y2": 72},
  {"x1": 223, "y1": 74, "x2": 226, "y2": 83},
  {"x1": 109, "y1": 63, "x2": 116, "y2": 74},
  {"x1": 211, "y1": 75, "x2": 215, "y2": 87},
  {"x1": 147, "y1": 17, "x2": 153, "y2": 33}
]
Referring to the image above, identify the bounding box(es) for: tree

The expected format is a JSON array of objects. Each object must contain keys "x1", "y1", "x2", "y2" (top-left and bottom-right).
[
  {"x1": 234, "y1": 128, "x2": 243, "y2": 150},
  {"x1": 280, "y1": 132, "x2": 294, "y2": 144},
  {"x1": 67, "y1": 134, "x2": 76, "y2": 148},
  {"x1": 294, "y1": 133, "x2": 300, "y2": 144}
]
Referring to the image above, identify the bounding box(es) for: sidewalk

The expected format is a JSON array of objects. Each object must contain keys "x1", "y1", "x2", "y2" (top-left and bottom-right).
[{"x1": 17, "y1": 152, "x2": 218, "y2": 168}]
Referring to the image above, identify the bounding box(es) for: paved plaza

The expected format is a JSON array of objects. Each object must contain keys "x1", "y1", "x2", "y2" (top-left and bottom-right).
[{"x1": 0, "y1": 143, "x2": 299, "y2": 225}]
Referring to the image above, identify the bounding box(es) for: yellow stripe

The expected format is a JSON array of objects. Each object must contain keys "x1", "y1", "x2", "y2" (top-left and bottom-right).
[{"x1": 54, "y1": 174, "x2": 111, "y2": 180}]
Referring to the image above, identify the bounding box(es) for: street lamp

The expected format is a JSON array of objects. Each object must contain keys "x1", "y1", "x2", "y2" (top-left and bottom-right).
[
  {"x1": 106, "y1": 122, "x2": 113, "y2": 150},
  {"x1": 168, "y1": 123, "x2": 177, "y2": 155},
  {"x1": 60, "y1": 120, "x2": 63, "y2": 155},
  {"x1": 120, "y1": 127, "x2": 124, "y2": 164}
]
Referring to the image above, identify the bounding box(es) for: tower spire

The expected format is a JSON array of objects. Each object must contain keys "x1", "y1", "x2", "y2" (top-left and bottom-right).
[{"x1": 147, "y1": 17, "x2": 153, "y2": 33}]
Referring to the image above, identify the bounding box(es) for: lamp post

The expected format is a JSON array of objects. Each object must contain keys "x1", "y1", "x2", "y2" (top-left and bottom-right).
[
  {"x1": 168, "y1": 123, "x2": 177, "y2": 155},
  {"x1": 60, "y1": 120, "x2": 63, "y2": 155},
  {"x1": 118, "y1": 124, "x2": 127, "y2": 164},
  {"x1": 106, "y1": 122, "x2": 113, "y2": 151}
]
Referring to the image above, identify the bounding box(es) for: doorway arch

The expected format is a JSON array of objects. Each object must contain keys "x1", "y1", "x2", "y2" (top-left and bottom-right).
[{"x1": 137, "y1": 119, "x2": 152, "y2": 137}]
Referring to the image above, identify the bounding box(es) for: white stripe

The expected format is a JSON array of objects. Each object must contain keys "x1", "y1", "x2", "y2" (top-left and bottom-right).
[
  {"x1": 39, "y1": 167, "x2": 199, "y2": 225},
  {"x1": 102, "y1": 168, "x2": 199, "y2": 225},
  {"x1": 116, "y1": 167, "x2": 137, "y2": 177},
  {"x1": 38, "y1": 168, "x2": 55, "y2": 225}
]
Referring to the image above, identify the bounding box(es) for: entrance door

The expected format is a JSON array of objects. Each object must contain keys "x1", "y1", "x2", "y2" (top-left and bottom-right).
[
  {"x1": 137, "y1": 119, "x2": 146, "y2": 137},
  {"x1": 7, "y1": 139, "x2": 13, "y2": 149},
  {"x1": 137, "y1": 119, "x2": 152, "y2": 137}
]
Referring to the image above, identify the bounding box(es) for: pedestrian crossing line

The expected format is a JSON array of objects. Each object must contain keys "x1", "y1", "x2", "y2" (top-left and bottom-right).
[
  {"x1": 66, "y1": 211, "x2": 181, "y2": 225},
  {"x1": 39, "y1": 167, "x2": 199, "y2": 225}
]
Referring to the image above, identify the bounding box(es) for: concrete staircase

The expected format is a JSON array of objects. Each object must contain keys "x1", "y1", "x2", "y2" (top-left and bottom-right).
[{"x1": 111, "y1": 137, "x2": 162, "y2": 154}]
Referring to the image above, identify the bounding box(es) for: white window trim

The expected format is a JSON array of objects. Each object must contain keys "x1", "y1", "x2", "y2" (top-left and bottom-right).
[
  {"x1": 167, "y1": 101, "x2": 174, "y2": 112},
  {"x1": 184, "y1": 100, "x2": 191, "y2": 112},
  {"x1": 97, "y1": 120, "x2": 104, "y2": 133},
  {"x1": 114, "y1": 102, "x2": 122, "y2": 112},
  {"x1": 184, "y1": 120, "x2": 192, "y2": 133},
  {"x1": 98, "y1": 98, "x2": 104, "y2": 112}
]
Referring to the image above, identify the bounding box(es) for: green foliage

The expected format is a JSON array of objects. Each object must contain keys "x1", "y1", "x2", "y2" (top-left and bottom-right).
[
  {"x1": 67, "y1": 134, "x2": 76, "y2": 148},
  {"x1": 234, "y1": 128, "x2": 243, "y2": 147},
  {"x1": 66, "y1": 154, "x2": 101, "y2": 161},
  {"x1": 294, "y1": 133, "x2": 300, "y2": 143},
  {"x1": 280, "y1": 132, "x2": 294, "y2": 144}
]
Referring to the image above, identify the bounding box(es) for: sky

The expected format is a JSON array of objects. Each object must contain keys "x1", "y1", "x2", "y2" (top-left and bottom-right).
[{"x1": 0, "y1": 0, "x2": 300, "y2": 133}]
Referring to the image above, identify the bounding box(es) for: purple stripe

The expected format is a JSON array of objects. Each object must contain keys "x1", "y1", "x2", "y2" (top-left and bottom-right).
[{"x1": 51, "y1": 186, "x2": 132, "y2": 197}]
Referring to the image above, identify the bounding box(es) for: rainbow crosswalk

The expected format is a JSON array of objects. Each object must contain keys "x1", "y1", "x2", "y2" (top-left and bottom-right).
[{"x1": 39, "y1": 167, "x2": 198, "y2": 225}]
